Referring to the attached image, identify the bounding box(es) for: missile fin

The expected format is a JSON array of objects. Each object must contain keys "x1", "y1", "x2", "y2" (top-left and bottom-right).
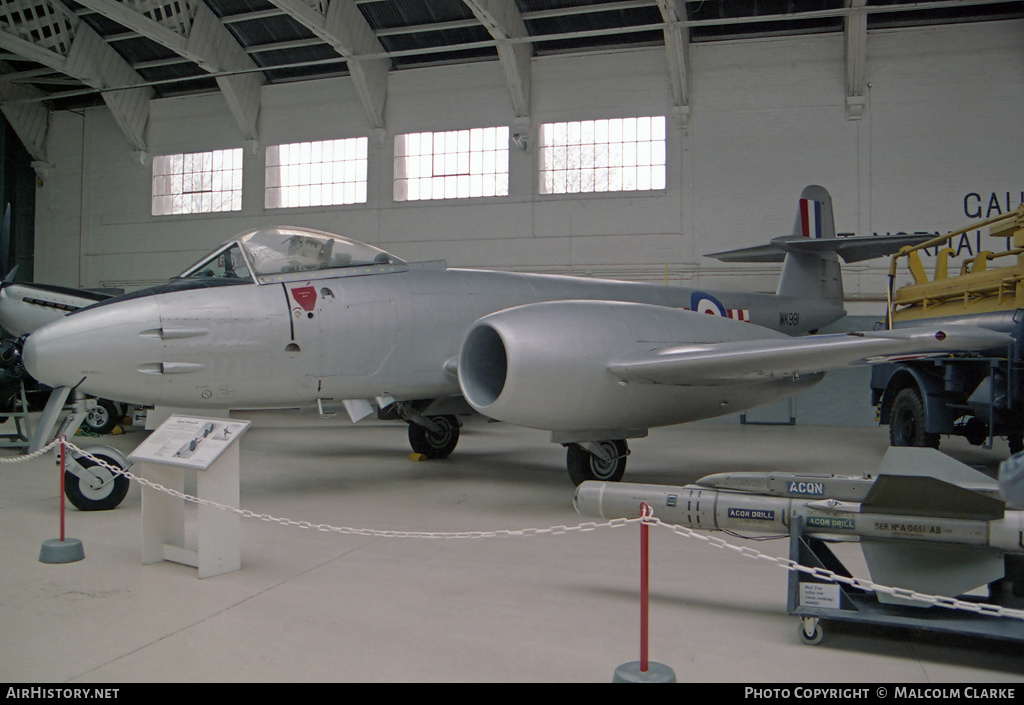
[
  {"x1": 861, "y1": 539, "x2": 1005, "y2": 606},
  {"x1": 876, "y1": 447, "x2": 997, "y2": 486},
  {"x1": 865, "y1": 475, "x2": 1005, "y2": 520}
]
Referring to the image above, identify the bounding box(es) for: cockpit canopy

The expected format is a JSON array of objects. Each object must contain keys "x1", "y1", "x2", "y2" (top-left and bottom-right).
[{"x1": 178, "y1": 227, "x2": 406, "y2": 284}]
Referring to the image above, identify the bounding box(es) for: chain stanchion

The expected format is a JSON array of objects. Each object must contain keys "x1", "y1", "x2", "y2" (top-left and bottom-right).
[
  {"x1": 614, "y1": 503, "x2": 676, "y2": 683},
  {"x1": 38, "y1": 437, "x2": 85, "y2": 564}
]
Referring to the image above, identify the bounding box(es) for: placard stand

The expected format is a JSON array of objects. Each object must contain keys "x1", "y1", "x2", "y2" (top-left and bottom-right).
[{"x1": 130, "y1": 416, "x2": 250, "y2": 579}]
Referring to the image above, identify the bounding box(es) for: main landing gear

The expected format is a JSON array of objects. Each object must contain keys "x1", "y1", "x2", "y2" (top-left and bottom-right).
[
  {"x1": 406, "y1": 413, "x2": 461, "y2": 460},
  {"x1": 399, "y1": 403, "x2": 631, "y2": 486},
  {"x1": 565, "y1": 439, "x2": 629, "y2": 486}
]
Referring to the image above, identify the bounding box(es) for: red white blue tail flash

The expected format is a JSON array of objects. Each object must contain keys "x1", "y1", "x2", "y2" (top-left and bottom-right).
[{"x1": 799, "y1": 198, "x2": 824, "y2": 239}]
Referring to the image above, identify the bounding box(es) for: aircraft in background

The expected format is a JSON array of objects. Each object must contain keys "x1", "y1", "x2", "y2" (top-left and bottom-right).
[
  {"x1": 0, "y1": 204, "x2": 117, "y2": 338},
  {"x1": 0, "y1": 281, "x2": 114, "y2": 338},
  {"x1": 19, "y1": 186, "x2": 1006, "y2": 499},
  {"x1": 0, "y1": 206, "x2": 123, "y2": 434}
]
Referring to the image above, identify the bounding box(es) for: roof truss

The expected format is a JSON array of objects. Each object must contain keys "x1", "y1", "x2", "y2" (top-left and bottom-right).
[
  {"x1": 463, "y1": 0, "x2": 531, "y2": 118},
  {"x1": 73, "y1": 0, "x2": 264, "y2": 140},
  {"x1": 0, "y1": 0, "x2": 1021, "y2": 158},
  {"x1": 268, "y1": 0, "x2": 389, "y2": 130},
  {"x1": 0, "y1": 0, "x2": 152, "y2": 152}
]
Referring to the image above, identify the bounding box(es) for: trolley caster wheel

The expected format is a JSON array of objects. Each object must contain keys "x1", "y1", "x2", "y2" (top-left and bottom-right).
[{"x1": 798, "y1": 618, "x2": 823, "y2": 645}]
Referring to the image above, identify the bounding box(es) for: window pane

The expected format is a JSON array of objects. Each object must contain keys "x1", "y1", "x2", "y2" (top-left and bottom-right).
[
  {"x1": 537, "y1": 116, "x2": 667, "y2": 194},
  {"x1": 264, "y1": 137, "x2": 369, "y2": 209},
  {"x1": 152, "y1": 148, "x2": 243, "y2": 216},
  {"x1": 393, "y1": 126, "x2": 509, "y2": 202}
]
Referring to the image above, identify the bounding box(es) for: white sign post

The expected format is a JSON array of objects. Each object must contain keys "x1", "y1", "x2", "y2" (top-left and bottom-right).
[{"x1": 129, "y1": 415, "x2": 251, "y2": 578}]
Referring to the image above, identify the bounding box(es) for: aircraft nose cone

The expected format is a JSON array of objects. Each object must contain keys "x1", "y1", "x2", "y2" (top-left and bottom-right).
[
  {"x1": 23, "y1": 318, "x2": 87, "y2": 389},
  {"x1": 23, "y1": 297, "x2": 159, "y2": 397}
]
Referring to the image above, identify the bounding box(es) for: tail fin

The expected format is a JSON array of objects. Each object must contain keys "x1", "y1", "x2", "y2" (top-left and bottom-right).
[
  {"x1": 777, "y1": 185, "x2": 842, "y2": 302},
  {"x1": 706, "y1": 185, "x2": 934, "y2": 303}
]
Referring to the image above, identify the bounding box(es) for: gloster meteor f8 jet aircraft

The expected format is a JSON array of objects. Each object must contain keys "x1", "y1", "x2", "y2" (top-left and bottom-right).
[{"x1": 21, "y1": 186, "x2": 1006, "y2": 491}]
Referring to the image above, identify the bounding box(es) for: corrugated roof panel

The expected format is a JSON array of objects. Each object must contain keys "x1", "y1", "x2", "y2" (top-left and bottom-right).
[
  {"x1": 360, "y1": 0, "x2": 494, "y2": 68},
  {"x1": 687, "y1": 0, "x2": 846, "y2": 42},
  {"x1": 522, "y1": 1, "x2": 663, "y2": 54},
  {"x1": 103, "y1": 35, "x2": 182, "y2": 66},
  {"x1": 252, "y1": 45, "x2": 349, "y2": 83},
  {"x1": 866, "y1": 0, "x2": 1024, "y2": 29},
  {"x1": 204, "y1": 0, "x2": 278, "y2": 21},
  {"x1": 220, "y1": 12, "x2": 316, "y2": 48},
  {"x1": 358, "y1": 0, "x2": 478, "y2": 31}
]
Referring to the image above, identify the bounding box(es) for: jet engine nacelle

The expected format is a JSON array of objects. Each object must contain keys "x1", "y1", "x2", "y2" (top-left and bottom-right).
[{"x1": 457, "y1": 300, "x2": 810, "y2": 437}]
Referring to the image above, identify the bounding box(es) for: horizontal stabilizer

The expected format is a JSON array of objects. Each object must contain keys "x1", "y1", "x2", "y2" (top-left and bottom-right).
[
  {"x1": 706, "y1": 242, "x2": 789, "y2": 263},
  {"x1": 865, "y1": 474, "x2": 1005, "y2": 520},
  {"x1": 707, "y1": 233, "x2": 935, "y2": 264}
]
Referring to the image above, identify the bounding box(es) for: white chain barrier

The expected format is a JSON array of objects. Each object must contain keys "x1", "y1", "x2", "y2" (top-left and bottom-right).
[
  {"x1": 0, "y1": 438, "x2": 62, "y2": 463},
  {"x1": 648, "y1": 516, "x2": 1024, "y2": 621},
  {"x1": 33, "y1": 439, "x2": 1024, "y2": 621}
]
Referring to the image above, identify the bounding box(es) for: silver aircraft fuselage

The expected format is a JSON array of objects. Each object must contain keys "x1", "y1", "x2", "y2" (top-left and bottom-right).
[
  {"x1": 22, "y1": 228, "x2": 842, "y2": 435},
  {"x1": 21, "y1": 195, "x2": 1010, "y2": 492}
]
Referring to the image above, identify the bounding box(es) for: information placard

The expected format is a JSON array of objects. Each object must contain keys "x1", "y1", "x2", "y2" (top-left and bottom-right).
[{"x1": 129, "y1": 415, "x2": 250, "y2": 469}]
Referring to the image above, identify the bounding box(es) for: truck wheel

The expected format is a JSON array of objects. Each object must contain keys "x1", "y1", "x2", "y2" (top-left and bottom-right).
[
  {"x1": 963, "y1": 417, "x2": 988, "y2": 446},
  {"x1": 1009, "y1": 433, "x2": 1023, "y2": 455},
  {"x1": 889, "y1": 387, "x2": 939, "y2": 449}
]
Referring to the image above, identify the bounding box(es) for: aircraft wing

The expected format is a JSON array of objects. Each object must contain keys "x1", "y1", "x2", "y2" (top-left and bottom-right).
[{"x1": 607, "y1": 325, "x2": 1009, "y2": 385}]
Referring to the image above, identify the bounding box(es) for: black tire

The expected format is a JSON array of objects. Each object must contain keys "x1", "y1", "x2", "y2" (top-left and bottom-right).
[
  {"x1": 408, "y1": 415, "x2": 460, "y2": 459},
  {"x1": 963, "y1": 417, "x2": 988, "y2": 447},
  {"x1": 84, "y1": 399, "x2": 120, "y2": 434},
  {"x1": 889, "y1": 387, "x2": 939, "y2": 448},
  {"x1": 566, "y1": 439, "x2": 628, "y2": 486},
  {"x1": 64, "y1": 453, "x2": 130, "y2": 511},
  {"x1": 1009, "y1": 433, "x2": 1023, "y2": 455}
]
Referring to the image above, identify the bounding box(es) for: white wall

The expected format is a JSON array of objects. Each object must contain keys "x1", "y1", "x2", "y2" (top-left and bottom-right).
[{"x1": 34, "y1": 19, "x2": 1024, "y2": 311}]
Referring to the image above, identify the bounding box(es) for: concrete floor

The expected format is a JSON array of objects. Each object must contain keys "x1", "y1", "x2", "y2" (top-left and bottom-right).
[{"x1": 1, "y1": 411, "x2": 1023, "y2": 683}]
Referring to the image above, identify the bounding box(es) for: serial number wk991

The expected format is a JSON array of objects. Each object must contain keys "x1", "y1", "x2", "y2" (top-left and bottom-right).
[{"x1": 779, "y1": 312, "x2": 800, "y2": 326}]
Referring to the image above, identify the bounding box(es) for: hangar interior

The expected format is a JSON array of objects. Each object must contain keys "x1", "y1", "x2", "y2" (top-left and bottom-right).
[{"x1": 1, "y1": 0, "x2": 1024, "y2": 683}]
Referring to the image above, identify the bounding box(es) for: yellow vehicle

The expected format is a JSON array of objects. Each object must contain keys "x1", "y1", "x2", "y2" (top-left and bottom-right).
[{"x1": 871, "y1": 207, "x2": 1024, "y2": 452}]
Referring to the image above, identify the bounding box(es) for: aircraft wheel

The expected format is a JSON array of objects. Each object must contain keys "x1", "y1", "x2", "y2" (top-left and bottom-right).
[
  {"x1": 64, "y1": 453, "x2": 130, "y2": 511},
  {"x1": 889, "y1": 387, "x2": 939, "y2": 449},
  {"x1": 798, "y1": 618, "x2": 824, "y2": 646},
  {"x1": 408, "y1": 415, "x2": 460, "y2": 459},
  {"x1": 566, "y1": 439, "x2": 628, "y2": 486},
  {"x1": 84, "y1": 399, "x2": 120, "y2": 435}
]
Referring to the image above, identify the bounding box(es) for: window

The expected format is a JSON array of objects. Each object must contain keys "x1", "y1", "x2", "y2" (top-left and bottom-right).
[
  {"x1": 180, "y1": 243, "x2": 252, "y2": 282},
  {"x1": 538, "y1": 116, "x2": 666, "y2": 195},
  {"x1": 151, "y1": 148, "x2": 243, "y2": 216},
  {"x1": 265, "y1": 138, "x2": 368, "y2": 209},
  {"x1": 394, "y1": 126, "x2": 509, "y2": 201}
]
